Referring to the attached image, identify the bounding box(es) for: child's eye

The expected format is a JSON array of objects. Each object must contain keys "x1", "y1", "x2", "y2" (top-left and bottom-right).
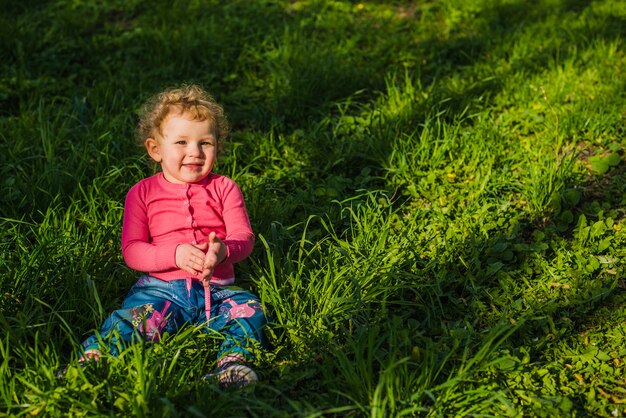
[
  {"x1": 176, "y1": 140, "x2": 186, "y2": 145},
  {"x1": 201, "y1": 141, "x2": 214, "y2": 147}
]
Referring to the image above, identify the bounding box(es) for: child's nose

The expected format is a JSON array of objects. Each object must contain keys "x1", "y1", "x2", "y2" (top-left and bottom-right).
[{"x1": 189, "y1": 144, "x2": 204, "y2": 157}]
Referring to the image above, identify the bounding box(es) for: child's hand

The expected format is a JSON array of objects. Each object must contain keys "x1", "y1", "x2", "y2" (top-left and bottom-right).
[
  {"x1": 176, "y1": 242, "x2": 209, "y2": 277},
  {"x1": 200, "y1": 232, "x2": 227, "y2": 282}
]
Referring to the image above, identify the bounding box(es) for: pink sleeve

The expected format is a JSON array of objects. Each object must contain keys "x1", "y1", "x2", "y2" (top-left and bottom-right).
[
  {"x1": 220, "y1": 179, "x2": 255, "y2": 264},
  {"x1": 121, "y1": 184, "x2": 178, "y2": 272}
]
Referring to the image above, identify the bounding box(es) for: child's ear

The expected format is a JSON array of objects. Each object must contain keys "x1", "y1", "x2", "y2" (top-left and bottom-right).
[{"x1": 144, "y1": 138, "x2": 162, "y2": 162}]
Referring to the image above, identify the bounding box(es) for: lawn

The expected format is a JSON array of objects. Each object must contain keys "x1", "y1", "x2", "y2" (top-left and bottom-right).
[{"x1": 1, "y1": 0, "x2": 625, "y2": 416}]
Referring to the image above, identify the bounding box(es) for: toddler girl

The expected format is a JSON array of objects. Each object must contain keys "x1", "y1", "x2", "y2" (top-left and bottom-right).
[{"x1": 79, "y1": 84, "x2": 266, "y2": 388}]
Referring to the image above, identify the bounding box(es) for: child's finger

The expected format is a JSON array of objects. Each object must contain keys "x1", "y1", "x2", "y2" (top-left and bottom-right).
[
  {"x1": 208, "y1": 240, "x2": 220, "y2": 254},
  {"x1": 185, "y1": 253, "x2": 206, "y2": 274},
  {"x1": 200, "y1": 267, "x2": 213, "y2": 282},
  {"x1": 182, "y1": 264, "x2": 199, "y2": 276},
  {"x1": 190, "y1": 259, "x2": 204, "y2": 271},
  {"x1": 192, "y1": 252, "x2": 207, "y2": 263},
  {"x1": 203, "y1": 251, "x2": 218, "y2": 270}
]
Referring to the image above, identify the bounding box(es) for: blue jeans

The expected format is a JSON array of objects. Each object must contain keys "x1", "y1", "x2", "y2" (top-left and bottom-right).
[{"x1": 81, "y1": 276, "x2": 266, "y2": 362}]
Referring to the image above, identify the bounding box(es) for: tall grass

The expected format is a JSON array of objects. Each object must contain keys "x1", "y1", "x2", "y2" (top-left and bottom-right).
[{"x1": 1, "y1": 0, "x2": 626, "y2": 416}]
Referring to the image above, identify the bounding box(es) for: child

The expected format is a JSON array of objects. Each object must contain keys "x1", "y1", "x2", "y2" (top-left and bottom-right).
[{"x1": 78, "y1": 84, "x2": 266, "y2": 388}]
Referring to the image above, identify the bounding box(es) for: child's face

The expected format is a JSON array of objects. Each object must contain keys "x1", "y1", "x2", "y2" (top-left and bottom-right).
[{"x1": 145, "y1": 111, "x2": 218, "y2": 184}]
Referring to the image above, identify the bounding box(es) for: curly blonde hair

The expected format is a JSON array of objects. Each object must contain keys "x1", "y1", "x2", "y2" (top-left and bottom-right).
[{"x1": 137, "y1": 84, "x2": 230, "y2": 147}]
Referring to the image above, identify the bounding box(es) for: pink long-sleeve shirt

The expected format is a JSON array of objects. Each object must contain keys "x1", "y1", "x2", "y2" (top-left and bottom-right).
[{"x1": 121, "y1": 172, "x2": 254, "y2": 284}]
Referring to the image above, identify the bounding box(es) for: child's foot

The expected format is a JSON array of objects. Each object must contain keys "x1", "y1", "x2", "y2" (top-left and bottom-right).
[
  {"x1": 203, "y1": 362, "x2": 258, "y2": 389},
  {"x1": 56, "y1": 350, "x2": 101, "y2": 380},
  {"x1": 78, "y1": 349, "x2": 101, "y2": 363}
]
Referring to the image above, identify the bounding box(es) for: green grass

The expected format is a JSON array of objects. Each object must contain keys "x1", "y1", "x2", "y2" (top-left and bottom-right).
[{"x1": 1, "y1": 0, "x2": 626, "y2": 416}]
